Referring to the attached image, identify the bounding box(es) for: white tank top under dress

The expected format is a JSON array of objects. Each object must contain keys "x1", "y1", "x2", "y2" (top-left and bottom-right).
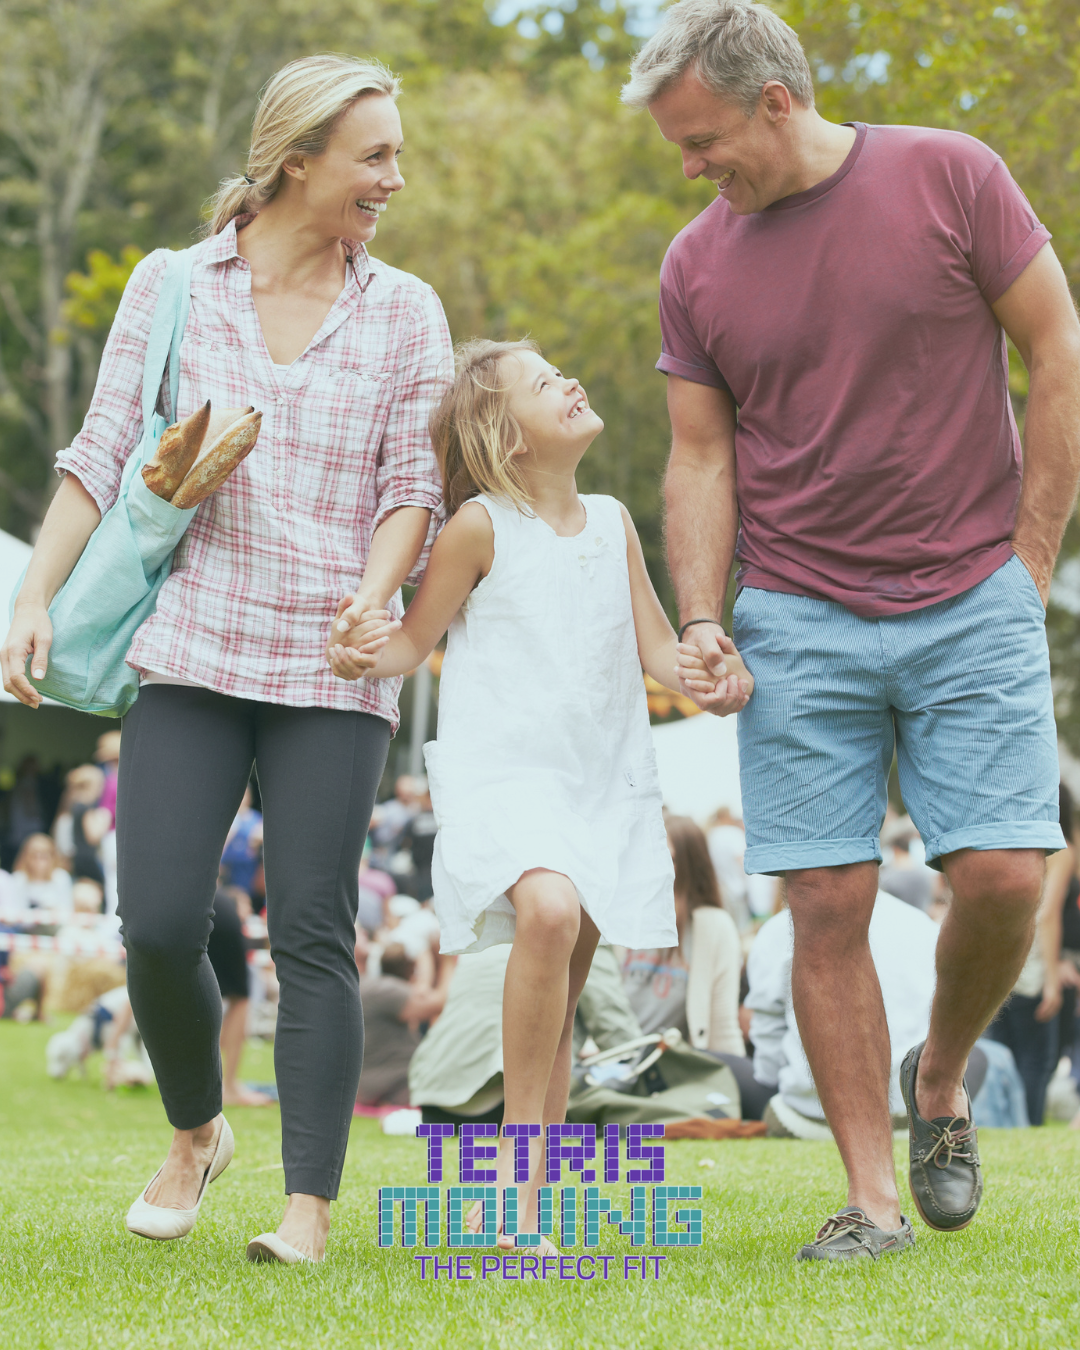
[{"x1": 424, "y1": 493, "x2": 677, "y2": 955}]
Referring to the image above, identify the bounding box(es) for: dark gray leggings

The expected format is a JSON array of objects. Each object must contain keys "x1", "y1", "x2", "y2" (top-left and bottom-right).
[{"x1": 117, "y1": 684, "x2": 390, "y2": 1199}]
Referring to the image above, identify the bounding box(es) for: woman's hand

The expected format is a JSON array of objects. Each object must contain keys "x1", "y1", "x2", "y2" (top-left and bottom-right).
[
  {"x1": 1, "y1": 602, "x2": 54, "y2": 709},
  {"x1": 327, "y1": 608, "x2": 400, "y2": 681},
  {"x1": 325, "y1": 593, "x2": 390, "y2": 666}
]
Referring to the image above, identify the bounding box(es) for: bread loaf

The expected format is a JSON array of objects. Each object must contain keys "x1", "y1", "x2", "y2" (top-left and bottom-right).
[
  {"x1": 141, "y1": 401, "x2": 211, "y2": 500},
  {"x1": 171, "y1": 410, "x2": 263, "y2": 508}
]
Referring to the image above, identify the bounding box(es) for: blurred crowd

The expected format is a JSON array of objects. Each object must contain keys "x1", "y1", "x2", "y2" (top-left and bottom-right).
[{"x1": 8, "y1": 744, "x2": 1080, "y2": 1139}]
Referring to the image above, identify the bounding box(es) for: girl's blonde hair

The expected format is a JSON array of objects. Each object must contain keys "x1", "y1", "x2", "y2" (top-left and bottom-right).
[
  {"x1": 206, "y1": 53, "x2": 401, "y2": 236},
  {"x1": 431, "y1": 339, "x2": 540, "y2": 516}
]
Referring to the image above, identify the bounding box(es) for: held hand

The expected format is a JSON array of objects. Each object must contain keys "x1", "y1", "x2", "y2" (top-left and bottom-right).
[
  {"x1": 329, "y1": 639, "x2": 390, "y2": 682},
  {"x1": 326, "y1": 593, "x2": 393, "y2": 667},
  {"x1": 1, "y1": 603, "x2": 53, "y2": 709},
  {"x1": 676, "y1": 640, "x2": 753, "y2": 717}
]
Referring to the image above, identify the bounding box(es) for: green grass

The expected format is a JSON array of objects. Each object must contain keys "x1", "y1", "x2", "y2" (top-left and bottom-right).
[{"x1": 2, "y1": 1020, "x2": 1079, "y2": 1349}]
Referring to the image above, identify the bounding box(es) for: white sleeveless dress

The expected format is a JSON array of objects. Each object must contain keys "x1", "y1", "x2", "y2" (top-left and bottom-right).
[{"x1": 424, "y1": 493, "x2": 677, "y2": 955}]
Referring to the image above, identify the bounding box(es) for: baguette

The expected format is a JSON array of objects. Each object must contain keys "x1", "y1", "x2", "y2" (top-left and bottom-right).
[
  {"x1": 141, "y1": 400, "x2": 211, "y2": 500},
  {"x1": 171, "y1": 410, "x2": 263, "y2": 508}
]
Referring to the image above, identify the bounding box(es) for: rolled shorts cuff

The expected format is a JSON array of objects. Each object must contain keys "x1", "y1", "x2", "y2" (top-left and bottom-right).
[
  {"x1": 744, "y1": 837, "x2": 882, "y2": 877},
  {"x1": 923, "y1": 821, "x2": 1067, "y2": 867}
]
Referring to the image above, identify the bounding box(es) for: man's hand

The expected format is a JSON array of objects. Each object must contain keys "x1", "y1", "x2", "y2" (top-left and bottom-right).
[
  {"x1": 1012, "y1": 544, "x2": 1051, "y2": 607},
  {"x1": 1, "y1": 602, "x2": 53, "y2": 709},
  {"x1": 676, "y1": 631, "x2": 753, "y2": 717}
]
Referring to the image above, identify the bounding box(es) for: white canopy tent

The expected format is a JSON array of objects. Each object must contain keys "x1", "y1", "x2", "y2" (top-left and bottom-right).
[{"x1": 649, "y1": 709, "x2": 742, "y2": 823}]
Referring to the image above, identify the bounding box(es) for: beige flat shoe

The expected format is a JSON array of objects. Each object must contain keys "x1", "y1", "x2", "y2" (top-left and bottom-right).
[
  {"x1": 126, "y1": 1115, "x2": 234, "y2": 1241},
  {"x1": 246, "y1": 1232, "x2": 315, "y2": 1264}
]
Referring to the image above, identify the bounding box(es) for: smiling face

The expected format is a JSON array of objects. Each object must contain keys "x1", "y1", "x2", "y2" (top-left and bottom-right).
[
  {"x1": 501, "y1": 350, "x2": 604, "y2": 463},
  {"x1": 285, "y1": 93, "x2": 405, "y2": 243},
  {"x1": 648, "y1": 70, "x2": 797, "y2": 215}
]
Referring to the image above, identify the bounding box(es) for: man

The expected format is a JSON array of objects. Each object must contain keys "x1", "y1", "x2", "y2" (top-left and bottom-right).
[{"x1": 623, "y1": 1, "x2": 1080, "y2": 1259}]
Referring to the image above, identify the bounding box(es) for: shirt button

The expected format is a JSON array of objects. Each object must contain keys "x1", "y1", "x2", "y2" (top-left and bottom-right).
[
  {"x1": 595, "y1": 537, "x2": 602, "y2": 545},
  {"x1": 578, "y1": 555, "x2": 586, "y2": 563}
]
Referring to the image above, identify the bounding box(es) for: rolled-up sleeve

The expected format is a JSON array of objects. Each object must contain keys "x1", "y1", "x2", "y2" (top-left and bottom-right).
[
  {"x1": 54, "y1": 251, "x2": 167, "y2": 515},
  {"x1": 372, "y1": 284, "x2": 453, "y2": 580},
  {"x1": 656, "y1": 250, "x2": 728, "y2": 390}
]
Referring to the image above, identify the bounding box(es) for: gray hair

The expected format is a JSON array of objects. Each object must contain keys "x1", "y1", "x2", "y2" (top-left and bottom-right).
[{"x1": 621, "y1": 1, "x2": 814, "y2": 116}]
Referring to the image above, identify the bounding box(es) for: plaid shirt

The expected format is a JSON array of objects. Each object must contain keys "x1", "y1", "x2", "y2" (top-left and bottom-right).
[{"x1": 56, "y1": 219, "x2": 452, "y2": 727}]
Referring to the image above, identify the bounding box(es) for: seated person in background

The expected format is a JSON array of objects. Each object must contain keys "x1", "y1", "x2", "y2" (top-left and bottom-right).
[
  {"x1": 357, "y1": 942, "x2": 447, "y2": 1107},
  {"x1": 411, "y1": 944, "x2": 642, "y2": 1128},
  {"x1": 368, "y1": 775, "x2": 420, "y2": 869},
  {"x1": 54, "y1": 879, "x2": 121, "y2": 944},
  {"x1": 206, "y1": 885, "x2": 272, "y2": 1107},
  {"x1": 400, "y1": 781, "x2": 437, "y2": 902},
  {"x1": 356, "y1": 845, "x2": 397, "y2": 933},
  {"x1": 8, "y1": 833, "x2": 73, "y2": 914},
  {"x1": 220, "y1": 786, "x2": 263, "y2": 899},
  {"x1": 46, "y1": 981, "x2": 153, "y2": 1087},
  {"x1": 746, "y1": 889, "x2": 971, "y2": 1136},
  {"x1": 621, "y1": 816, "x2": 744, "y2": 1055},
  {"x1": 877, "y1": 817, "x2": 934, "y2": 913},
  {"x1": 52, "y1": 764, "x2": 110, "y2": 885}
]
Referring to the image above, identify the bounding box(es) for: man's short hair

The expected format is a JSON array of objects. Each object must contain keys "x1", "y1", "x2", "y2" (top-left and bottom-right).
[{"x1": 621, "y1": 0, "x2": 814, "y2": 115}]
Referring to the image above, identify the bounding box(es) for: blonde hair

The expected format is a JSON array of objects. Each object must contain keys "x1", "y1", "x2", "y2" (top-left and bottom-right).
[
  {"x1": 431, "y1": 339, "x2": 541, "y2": 516},
  {"x1": 206, "y1": 53, "x2": 401, "y2": 236}
]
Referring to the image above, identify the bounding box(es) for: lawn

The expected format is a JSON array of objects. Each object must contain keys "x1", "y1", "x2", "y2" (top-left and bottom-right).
[{"x1": 1, "y1": 1020, "x2": 1079, "y2": 1350}]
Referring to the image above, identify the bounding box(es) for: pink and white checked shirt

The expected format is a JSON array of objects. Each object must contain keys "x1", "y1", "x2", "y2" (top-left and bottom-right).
[{"x1": 56, "y1": 219, "x2": 452, "y2": 729}]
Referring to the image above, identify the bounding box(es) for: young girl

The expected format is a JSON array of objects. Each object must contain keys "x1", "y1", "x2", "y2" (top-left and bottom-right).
[{"x1": 330, "y1": 339, "x2": 752, "y2": 1247}]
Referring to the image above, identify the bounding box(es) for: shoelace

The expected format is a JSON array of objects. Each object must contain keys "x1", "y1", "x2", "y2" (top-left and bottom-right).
[
  {"x1": 924, "y1": 1117, "x2": 976, "y2": 1168},
  {"x1": 814, "y1": 1210, "x2": 876, "y2": 1246}
]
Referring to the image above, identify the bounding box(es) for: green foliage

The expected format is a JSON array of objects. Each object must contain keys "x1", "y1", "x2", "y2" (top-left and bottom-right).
[
  {"x1": 1, "y1": 0, "x2": 1079, "y2": 706},
  {"x1": 63, "y1": 246, "x2": 145, "y2": 335}
]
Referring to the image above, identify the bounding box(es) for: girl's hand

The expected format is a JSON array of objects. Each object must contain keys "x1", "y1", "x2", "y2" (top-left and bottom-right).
[
  {"x1": 325, "y1": 594, "x2": 394, "y2": 667},
  {"x1": 329, "y1": 638, "x2": 389, "y2": 682},
  {"x1": 676, "y1": 641, "x2": 753, "y2": 717}
]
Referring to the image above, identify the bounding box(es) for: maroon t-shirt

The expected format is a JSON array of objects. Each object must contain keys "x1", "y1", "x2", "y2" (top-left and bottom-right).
[{"x1": 657, "y1": 123, "x2": 1050, "y2": 616}]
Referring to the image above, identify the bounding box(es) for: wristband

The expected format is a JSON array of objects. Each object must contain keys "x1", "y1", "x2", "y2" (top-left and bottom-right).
[{"x1": 678, "y1": 618, "x2": 724, "y2": 642}]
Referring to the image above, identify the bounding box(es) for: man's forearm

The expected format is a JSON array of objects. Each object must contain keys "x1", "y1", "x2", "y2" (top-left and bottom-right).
[
  {"x1": 664, "y1": 452, "x2": 738, "y2": 624},
  {"x1": 1011, "y1": 353, "x2": 1080, "y2": 598}
]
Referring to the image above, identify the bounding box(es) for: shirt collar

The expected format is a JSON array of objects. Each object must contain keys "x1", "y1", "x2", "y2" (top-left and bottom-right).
[{"x1": 208, "y1": 215, "x2": 376, "y2": 295}]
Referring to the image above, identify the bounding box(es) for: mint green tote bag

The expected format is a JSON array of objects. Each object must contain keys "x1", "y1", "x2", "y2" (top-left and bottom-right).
[{"x1": 10, "y1": 248, "x2": 199, "y2": 717}]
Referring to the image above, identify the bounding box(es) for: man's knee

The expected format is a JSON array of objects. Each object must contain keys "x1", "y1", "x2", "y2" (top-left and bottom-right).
[
  {"x1": 944, "y1": 848, "x2": 1045, "y2": 912},
  {"x1": 786, "y1": 861, "x2": 878, "y2": 948}
]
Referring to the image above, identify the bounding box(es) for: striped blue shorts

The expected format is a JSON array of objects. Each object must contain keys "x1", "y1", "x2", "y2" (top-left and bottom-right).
[{"x1": 732, "y1": 555, "x2": 1066, "y2": 875}]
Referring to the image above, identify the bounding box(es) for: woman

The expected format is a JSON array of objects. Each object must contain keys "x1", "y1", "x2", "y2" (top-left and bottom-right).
[
  {"x1": 0, "y1": 54, "x2": 451, "y2": 1264},
  {"x1": 622, "y1": 815, "x2": 744, "y2": 1055},
  {"x1": 8, "y1": 834, "x2": 73, "y2": 914},
  {"x1": 987, "y1": 782, "x2": 1076, "y2": 1126}
]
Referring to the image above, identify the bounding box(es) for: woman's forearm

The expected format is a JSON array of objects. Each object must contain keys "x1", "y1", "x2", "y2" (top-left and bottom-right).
[
  {"x1": 354, "y1": 506, "x2": 432, "y2": 609},
  {"x1": 15, "y1": 475, "x2": 101, "y2": 609}
]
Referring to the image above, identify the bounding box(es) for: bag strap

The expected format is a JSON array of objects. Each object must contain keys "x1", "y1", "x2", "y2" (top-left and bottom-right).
[{"x1": 139, "y1": 247, "x2": 196, "y2": 439}]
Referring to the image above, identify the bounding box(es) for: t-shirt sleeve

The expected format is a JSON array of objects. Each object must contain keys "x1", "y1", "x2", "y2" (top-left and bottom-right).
[
  {"x1": 968, "y1": 158, "x2": 1051, "y2": 305},
  {"x1": 656, "y1": 250, "x2": 729, "y2": 390}
]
